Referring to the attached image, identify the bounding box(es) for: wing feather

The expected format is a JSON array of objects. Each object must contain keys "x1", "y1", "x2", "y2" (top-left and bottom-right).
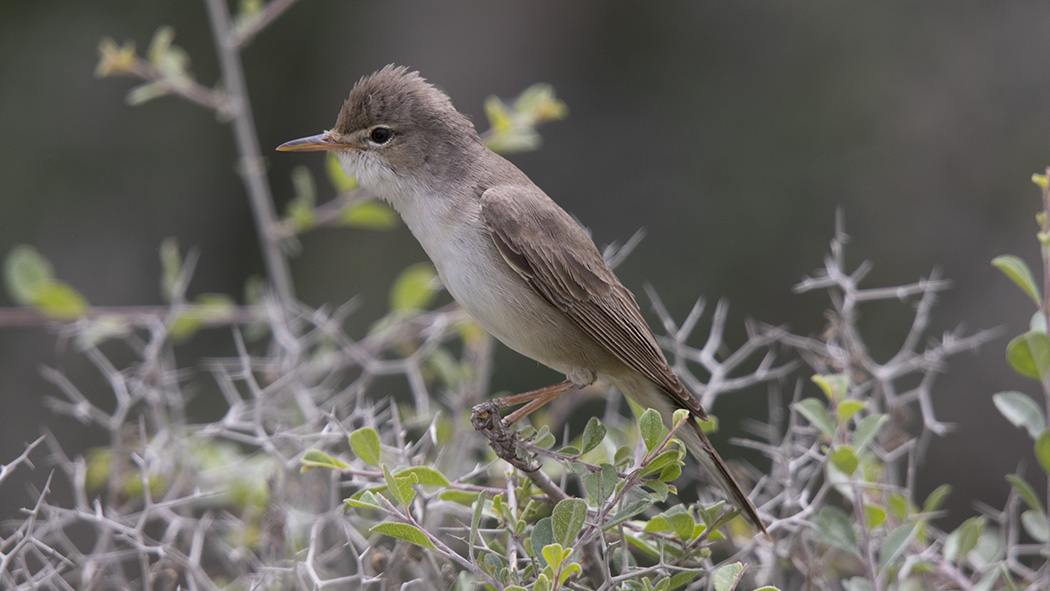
[{"x1": 480, "y1": 185, "x2": 707, "y2": 420}]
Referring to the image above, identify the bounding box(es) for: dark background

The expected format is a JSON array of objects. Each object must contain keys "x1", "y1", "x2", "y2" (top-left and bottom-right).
[{"x1": 1, "y1": 2, "x2": 1046, "y2": 523}]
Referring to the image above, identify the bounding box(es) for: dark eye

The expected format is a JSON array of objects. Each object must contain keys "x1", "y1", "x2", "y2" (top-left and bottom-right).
[{"x1": 370, "y1": 127, "x2": 393, "y2": 144}]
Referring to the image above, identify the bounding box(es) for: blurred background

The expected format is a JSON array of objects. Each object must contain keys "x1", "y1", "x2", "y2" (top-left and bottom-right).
[{"x1": 1, "y1": 1, "x2": 1047, "y2": 524}]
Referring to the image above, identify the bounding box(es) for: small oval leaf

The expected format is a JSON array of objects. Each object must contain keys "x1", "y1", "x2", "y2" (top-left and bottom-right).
[
  {"x1": 349, "y1": 426, "x2": 381, "y2": 467},
  {"x1": 992, "y1": 255, "x2": 1042, "y2": 307},
  {"x1": 300, "y1": 449, "x2": 349, "y2": 472},
  {"x1": 1007, "y1": 332, "x2": 1050, "y2": 381},
  {"x1": 552, "y1": 498, "x2": 588, "y2": 547},
  {"x1": 712, "y1": 562, "x2": 745, "y2": 591},
  {"x1": 1035, "y1": 430, "x2": 1050, "y2": 476},
  {"x1": 370, "y1": 521, "x2": 436, "y2": 550},
  {"x1": 639, "y1": 408, "x2": 666, "y2": 451},
  {"x1": 794, "y1": 398, "x2": 836, "y2": 437},
  {"x1": 581, "y1": 417, "x2": 606, "y2": 454},
  {"x1": 32, "y1": 282, "x2": 89, "y2": 320},
  {"x1": 993, "y1": 391, "x2": 1046, "y2": 437}
]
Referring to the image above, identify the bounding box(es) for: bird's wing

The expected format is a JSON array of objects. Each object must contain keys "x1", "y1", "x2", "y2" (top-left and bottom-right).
[{"x1": 480, "y1": 185, "x2": 707, "y2": 420}]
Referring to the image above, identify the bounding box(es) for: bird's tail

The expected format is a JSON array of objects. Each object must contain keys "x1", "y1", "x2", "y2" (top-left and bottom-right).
[{"x1": 678, "y1": 419, "x2": 768, "y2": 536}]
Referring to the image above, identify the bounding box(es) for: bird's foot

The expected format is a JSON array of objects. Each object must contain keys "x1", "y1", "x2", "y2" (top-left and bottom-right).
[{"x1": 470, "y1": 401, "x2": 535, "y2": 472}]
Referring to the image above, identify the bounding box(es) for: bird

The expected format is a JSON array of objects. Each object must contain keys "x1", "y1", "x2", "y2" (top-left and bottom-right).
[{"x1": 277, "y1": 65, "x2": 766, "y2": 534}]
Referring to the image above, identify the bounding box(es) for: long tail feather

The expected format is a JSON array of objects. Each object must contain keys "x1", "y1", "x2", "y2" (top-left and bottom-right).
[{"x1": 681, "y1": 420, "x2": 768, "y2": 536}]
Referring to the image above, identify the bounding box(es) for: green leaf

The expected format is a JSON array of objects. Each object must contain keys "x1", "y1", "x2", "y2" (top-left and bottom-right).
[
  {"x1": 470, "y1": 492, "x2": 485, "y2": 558},
  {"x1": 879, "y1": 522, "x2": 917, "y2": 568},
  {"x1": 1007, "y1": 331, "x2": 1050, "y2": 381},
  {"x1": 369, "y1": 521, "x2": 436, "y2": 550},
  {"x1": 1035, "y1": 430, "x2": 1050, "y2": 476},
  {"x1": 32, "y1": 282, "x2": 89, "y2": 320},
  {"x1": 712, "y1": 562, "x2": 744, "y2": 591},
  {"x1": 552, "y1": 498, "x2": 587, "y2": 547},
  {"x1": 645, "y1": 479, "x2": 670, "y2": 502},
  {"x1": 837, "y1": 400, "x2": 865, "y2": 423},
  {"x1": 672, "y1": 408, "x2": 690, "y2": 428},
  {"x1": 484, "y1": 96, "x2": 513, "y2": 134},
  {"x1": 643, "y1": 514, "x2": 671, "y2": 533},
  {"x1": 534, "y1": 425, "x2": 556, "y2": 449},
  {"x1": 583, "y1": 463, "x2": 617, "y2": 502},
  {"x1": 342, "y1": 199, "x2": 398, "y2": 229},
  {"x1": 1006, "y1": 474, "x2": 1045, "y2": 515},
  {"x1": 581, "y1": 417, "x2": 606, "y2": 454},
  {"x1": 993, "y1": 391, "x2": 1046, "y2": 438},
  {"x1": 813, "y1": 506, "x2": 857, "y2": 554},
  {"x1": 639, "y1": 408, "x2": 666, "y2": 451},
  {"x1": 659, "y1": 461, "x2": 682, "y2": 482},
  {"x1": 382, "y1": 464, "x2": 417, "y2": 507},
  {"x1": 922, "y1": 484, "x2": 952, "y2": 514},
  {"x1": 513, "y1": 83, "x2": 567, "y2": 123},
  {"x1": 642, "y1": 448, "x2": 683, "y2": 476},
  {"x1": 348, "y1": 426, "x2": 381, "y2": 466},
  {"x1": 299, "y1": 449, "x2": 349, "y2": 472},
  {"x1": 557, "y1": 561, "x2": 582, "y2": 587},
  {"x1": 531, "y1": 517, "x2": 554, "y2": 567},
  {"x1": 864, "y1": 503, "x2": 886, "y2": 528},
  {"x1": 541, "y1": 543, "x2": 565, "y2": 570},
  {"x1": 794, "y1": 398, "x2": 836, "y2": 437},
  {"x1": 887, "y1": 492, "x2": 912, "y2": 520},
  {"x1": 558, "y1": 445, "x2": 581, "y2": 457},
  {"x1": 4, "y1": 245, "x2": 54, "y2": 305},
  {"x1": 624, "y1": 532, "x2": 660, "y2": 557},
  {"x1": 146, "y1": 26, "x2": 176, "y2": 67},
  {"x1": 605, "y1": 500, "x2": 651, "y2": 530},
  {"x1": 345, "y1": 490, "x2": 380, "y2": 509},
  {"x1": 325, "y1": 151, "x2": 358, "y2": 193},
  {"x1": 1031, "y1": 311, "x2": 1047, "y2": 334},
  {"x1": 394, "y1": 466, "x2": 449, "y2": 487},
  {"x1": 169, "y1": 293, "x2": 235, "y2": 340},
  {"x1": 829, "y1": 445, "x2": 859, "y2": 475},
  {"x1": 812, "y1": 373, "x2": 849, "y2": 403},
  {"x1": 992, "y1": 255, "x2": 1042, "y2": 307},
  {"x1": 614, "y1": 445, "x2": 634, "y2": 468},
  {"x1": 944, "y1": 517, "x2": 985, "y2": 561},
  {"x1": 126, "y1": 82, "x2": 168, "y2": 106},
  {"x1": 664, "y1": 511, "x2": 696, "y2": 540},
  {"x1": 390, "y1": 262, "x2": 439, "y2": 312},
  {"x1": 854, "y1": 413, "x2": 889, "y2": 452},
  {"x1": 1021, "y1": 509, "x2": 1050, "y2": 542}
]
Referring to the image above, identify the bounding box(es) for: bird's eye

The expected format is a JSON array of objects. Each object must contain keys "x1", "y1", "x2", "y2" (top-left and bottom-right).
[{"x1": 370, "y1": 127, "x2": 393, "y2": 144}]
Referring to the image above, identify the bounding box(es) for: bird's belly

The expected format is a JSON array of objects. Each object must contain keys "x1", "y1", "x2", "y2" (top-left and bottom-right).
[
  {"x1": 439, "y1": 244, "x2": 575, "y2": 372},
  {"x1": 430, "y1": 235, "x2": 611, "y2": 376},
  {"x1": 398, "y1": 200, "x2": 620, "y2": 379}
]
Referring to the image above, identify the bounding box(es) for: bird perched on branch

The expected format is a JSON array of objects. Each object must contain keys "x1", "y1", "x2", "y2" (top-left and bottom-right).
[{"x1": 278, "y1": 65, "x2": 766, "y2": 535}]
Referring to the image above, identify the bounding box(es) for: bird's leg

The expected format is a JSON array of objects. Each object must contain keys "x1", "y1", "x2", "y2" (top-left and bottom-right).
[
  {"x1": 481, "y1": 368, "x2": 597, "y2": 426},
  {"x1": 497, "y1": 380, "x2": 576, "y2": 426},
  {"x1": 470, "y1": 370, "x2": 596, "y2": 469}
]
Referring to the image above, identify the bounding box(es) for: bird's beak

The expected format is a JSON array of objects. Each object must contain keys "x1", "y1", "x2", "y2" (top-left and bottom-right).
[{"x1": 276, "y1": 132, "x2": 363, "y2": 152}]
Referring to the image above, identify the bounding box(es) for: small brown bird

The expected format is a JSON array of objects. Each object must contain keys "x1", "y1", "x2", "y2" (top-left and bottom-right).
[{"x1": 278, "y1": 65, "x2": 766, "y2": 534}]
